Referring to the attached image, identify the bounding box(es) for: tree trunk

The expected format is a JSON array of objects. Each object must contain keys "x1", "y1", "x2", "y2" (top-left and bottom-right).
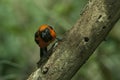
[{"x1": 27, "y1": 0, "x2": 120, "y2": 80}]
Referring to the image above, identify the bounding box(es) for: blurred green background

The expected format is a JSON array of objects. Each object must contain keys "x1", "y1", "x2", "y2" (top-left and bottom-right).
[{"x1": 0, "y1": 0, "x2": 120, "y2": 80}]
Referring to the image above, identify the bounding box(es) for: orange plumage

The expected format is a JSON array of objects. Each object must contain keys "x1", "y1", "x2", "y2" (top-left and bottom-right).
[{"x1": 35, "y1": 24, "x2": 56, "y2": 48}]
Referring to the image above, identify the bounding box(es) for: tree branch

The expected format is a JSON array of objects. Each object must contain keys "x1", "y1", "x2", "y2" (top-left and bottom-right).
[{"x1": 27, "y1": 0, "x2": 120, "y2": 80}]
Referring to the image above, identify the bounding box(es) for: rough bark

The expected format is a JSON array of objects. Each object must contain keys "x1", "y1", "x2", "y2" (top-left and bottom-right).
[{"x1": 27, "y1": 0, "x2": 120, "y2": 80}]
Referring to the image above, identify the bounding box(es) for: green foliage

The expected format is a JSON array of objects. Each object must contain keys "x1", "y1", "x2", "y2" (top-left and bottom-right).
[{"x1": 0, "y1": 0, "x2": 120, "y2": 80}]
